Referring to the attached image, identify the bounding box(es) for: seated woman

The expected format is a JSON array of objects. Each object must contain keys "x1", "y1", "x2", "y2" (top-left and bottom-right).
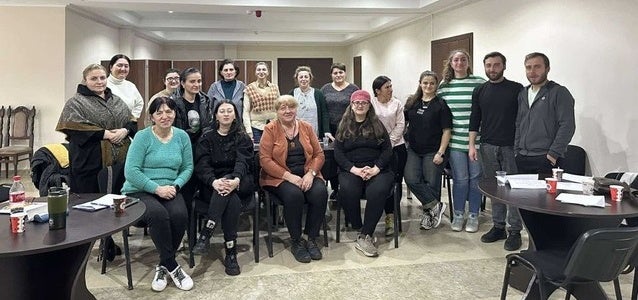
[
  {"x1": 259, "y1": 95, "x2": 328, "y2": 263},
  {"x1": 334, "y1": 90, "x2": 394, "y2": 258},
  {"x1": 192, "y1": 100, "x2": 255, "y2": 277},
  {"x1": 121, "y1": 97, "x2": 194, "y2": 292}
]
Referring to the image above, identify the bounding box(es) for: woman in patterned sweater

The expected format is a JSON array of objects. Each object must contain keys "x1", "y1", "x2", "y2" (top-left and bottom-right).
[
  {"x1": 436, "y1": 49, "x2": 486, "y2": 233},
  {"x1": 243, "y1": 62, "x2": 280, "y2": 143}
]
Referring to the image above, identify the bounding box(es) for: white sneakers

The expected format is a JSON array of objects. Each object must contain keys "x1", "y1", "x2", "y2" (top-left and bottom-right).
[{"x1": 152, "y1": 265, "x2": 193, "y2": 292}]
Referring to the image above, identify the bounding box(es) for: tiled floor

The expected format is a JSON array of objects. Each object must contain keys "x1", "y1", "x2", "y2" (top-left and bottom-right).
[{"x1": 4, "y1": 172, "x2": 634, "y2": 299}]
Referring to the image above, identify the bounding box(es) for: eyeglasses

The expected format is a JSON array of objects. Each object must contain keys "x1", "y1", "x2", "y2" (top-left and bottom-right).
[
  {"x1": 166, "y1": 77, "x2": 180, "y2": 82},
  {"x1": 352, "y1": 101, "x2": 369, "y2": 107}
]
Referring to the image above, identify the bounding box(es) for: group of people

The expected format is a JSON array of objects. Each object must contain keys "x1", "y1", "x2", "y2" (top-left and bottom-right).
[{"x1": 55, "y1": 49, "x2": 575, "y2": 291}]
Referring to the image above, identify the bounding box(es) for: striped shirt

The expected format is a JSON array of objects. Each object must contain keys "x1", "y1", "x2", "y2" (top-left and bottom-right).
[{"x1": 437, "y1": 75, "x2": 486, "y2": 152}]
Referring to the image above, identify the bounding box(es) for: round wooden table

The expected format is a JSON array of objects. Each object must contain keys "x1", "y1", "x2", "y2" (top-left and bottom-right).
[{"x1": 0, "y1": 193, "x2": 145, "y2": 300}]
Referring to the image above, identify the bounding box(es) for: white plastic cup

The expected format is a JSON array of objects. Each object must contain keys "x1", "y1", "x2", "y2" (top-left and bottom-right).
[
  {"x1": 496, "y1": 171, "x2": 507, "y2": 186},
  {"x1": 582, "y1": 178, "x2": 595, "y2": 195},
  {"x1": 552, "y1": 168, "x2": 564, "y2": 181}
]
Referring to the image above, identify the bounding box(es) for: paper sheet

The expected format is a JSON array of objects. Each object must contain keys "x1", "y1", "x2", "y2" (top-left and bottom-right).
[
  {"x1": 508, "y1": 179, "x2": 546, "y2": 189},
  {"x1": 505, "y1": 174, "x2": 539, "y2": 181},
  {"x1": 562, "y1": 173, "x2": 593, "y2": 183},
  {"x1": 557, "y1": 182, "x2": 583, "y2": 192},
  {"x1": 556, "y1": 193, "x2": 605, "y2": 208}
]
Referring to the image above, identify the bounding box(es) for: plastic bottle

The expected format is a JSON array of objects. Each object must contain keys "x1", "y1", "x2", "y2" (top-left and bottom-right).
[{"x1": 9, "y1": 175, "x2": 26, "y2": 214}]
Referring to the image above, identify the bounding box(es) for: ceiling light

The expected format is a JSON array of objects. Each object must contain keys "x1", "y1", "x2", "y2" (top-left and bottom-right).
[{"x1": 168, "y1": 10, "x2": 173, "y2": 14}]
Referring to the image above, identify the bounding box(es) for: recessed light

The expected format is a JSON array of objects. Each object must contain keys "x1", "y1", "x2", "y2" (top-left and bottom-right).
[{"x1": 168, "y1": 11, "x2": 174, "y2": 14}]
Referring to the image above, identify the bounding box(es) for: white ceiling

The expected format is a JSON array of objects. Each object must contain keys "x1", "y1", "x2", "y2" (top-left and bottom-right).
[{"x1": 7, "y1": 0, "x2": 474, "y2": 45}]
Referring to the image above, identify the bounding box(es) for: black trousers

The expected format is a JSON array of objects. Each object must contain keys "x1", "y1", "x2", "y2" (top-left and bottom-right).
[
  {"x1": 132, "y1": 192, "x2": 188, "y2": 270},
  {"x1": 199, "y1": 177, "x2": 254, "y2": 241},
  {"x1": 515, "y1": 154, "x2": 562, "y2": 177},
  {"x1": 339, "y1": 170, "x2": 394, "y2": 236},
  {"x1": 265, "y1": 178, "x2": 328, "y2": 240}
]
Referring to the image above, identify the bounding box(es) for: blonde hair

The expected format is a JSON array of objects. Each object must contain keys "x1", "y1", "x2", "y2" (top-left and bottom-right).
[
  {"x1": 274, "y1": 95, "x2": 299, "y2": 111},
  {"x1": 82, "y1": 63, "x2": 107, "y2": 83},
  {"x1": 294, "y1": 66, "x2": 313, "y2": 85}
]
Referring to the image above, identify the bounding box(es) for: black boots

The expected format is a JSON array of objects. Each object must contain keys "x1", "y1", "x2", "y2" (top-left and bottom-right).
[
  {"x1": 224, "y1": 240, "x2": 240, "y2": 276},
  {"x1": 192, "y1": 220, "x2": 216, "y2": 255}
]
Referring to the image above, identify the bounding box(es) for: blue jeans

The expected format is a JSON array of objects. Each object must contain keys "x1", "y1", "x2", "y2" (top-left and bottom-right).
[
  {"x1": 252, "y1": 127, "x2": 263, "y2": 143},
  {"x1": 478, "y1": 144, "x2": 522, "y2": 232},
  {"x1": 449, "y1": 150, "x2": 482, "y2": 215},
  {"x1": 404, "y1": 147, "x2": 441, "y2": 210}
]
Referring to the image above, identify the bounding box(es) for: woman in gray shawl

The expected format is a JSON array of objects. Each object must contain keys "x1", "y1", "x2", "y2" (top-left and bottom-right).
[{"x1": 56, "y1": 63, "x2": 137, "y2": 193}]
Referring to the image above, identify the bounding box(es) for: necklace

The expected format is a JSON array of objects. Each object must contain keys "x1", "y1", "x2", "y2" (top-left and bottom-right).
[{"x1": 281, "y1": 120, "x2": 297, "y2": 148}]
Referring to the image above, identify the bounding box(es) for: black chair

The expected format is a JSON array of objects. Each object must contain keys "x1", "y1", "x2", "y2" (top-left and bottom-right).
[
  {"x1": 188, "y1": 189, "x2": 260, "y2": 266},
  {"x1": 560, "y1": 145, "x2": 587, "y2": 175},
  {"x1": 501, "y1": 227, "x2": 638, "y2": 300},
  {"x1": 441, "y1": 162, "x2": 483, "y2": 221},
  {"x1": 263, "y1": 190, "x2": 329, "y2": 258},
  {"x1": 335, "y1": 181, "x2": 401, "y2": 248}
]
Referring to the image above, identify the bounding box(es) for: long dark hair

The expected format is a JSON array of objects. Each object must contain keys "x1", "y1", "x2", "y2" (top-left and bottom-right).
[
  {"x1": 405, "y1": 71, "x2": 439, "y2": 111},
  {"x1": 212, "y1": 99, "x2": 248, "y2": 138},
  {"x1": 178, "y1": 67, "x2": 201, "y2": 96},
  {"x1": 336, "y1": 103, "x2": 386, "y2": 143}
]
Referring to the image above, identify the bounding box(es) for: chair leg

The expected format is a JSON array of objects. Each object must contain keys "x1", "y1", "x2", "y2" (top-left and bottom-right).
[
  {"x1": 253, "y1": 192, "x2": 260, "y2": 263},
  {"x1": 265, "y1": 192, "x2": 274, "y2": 258},
  {"x1": 188, "y1": 202, "x2": 196, "y2": 268},
  {"x1": 336, "y1": 201, "x2": 341, "y2": 243},
  {"x1": 632, "y1": 270, "x2": 638, "y2": 300},
  {"x1": 322, "y1": 214, "x2": 329, "y2": 247},
  {"x1": 500, "y1": 259, "x2": 513, "y2": 300},
  {"x1": 393, "y1": 183, "x2": 400, "y2": 248},
  {"x1": 446, "y1": 176, "x2": 453, "y2": 222},
  {"x1": 122, "y1": 228, "x2": 133, "y2": 290},
  {"x1": 100, "y1": 238, "x2": 107, "y2": 274}
]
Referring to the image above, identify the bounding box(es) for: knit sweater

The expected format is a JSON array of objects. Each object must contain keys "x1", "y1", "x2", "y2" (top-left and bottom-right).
[
  {"x1": 437, "y1": 75, "x2": 486, "y2": 152},
  {"x1": 121, "y1": 126, "x2": 193, "y2": 195},
  {"x1": 107, "y1": 75, "x2": 144, "y2": 119},
  {"x1": 371, "y1": 97, "x2": 405, "y2": 147}
]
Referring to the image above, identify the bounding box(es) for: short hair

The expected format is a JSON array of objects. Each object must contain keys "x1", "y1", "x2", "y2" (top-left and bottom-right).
[
  {"x1": 180, "y1": 67, "x2": 201, "y2": 83},
  {"x1": 218, "y1": 59, "x2": 240, "y2": 78},
  {"x1": 274, "y1": 95, "x2": 299, "y2": 111},
  {"x1": 525, "y1": 52, "x2": 550, "y2": 68},
  {"x1": 330, "y1": 62, "x2": 346, "y2": 73},
  {"x1": 372, "y1": 75, "x2": 391, "y2": 97},
  {"x1": 81, "y1": 63, "x2": 107, "y2": 83},
  {"x1": 164, "y1": 68, "x2": 180, "y2": 79},
  {"x1": 108, "y1": 54, "x2": 131, "y2": 71},
  {"x1": 294, "y1": 66, "x2": 313, "y2": 84},
  {"x1": 148, "y1": 96, "x2": 177, "y2": 115},
  {"x1": 483, "y1": 51, "x2": 507, "y2": 66}
]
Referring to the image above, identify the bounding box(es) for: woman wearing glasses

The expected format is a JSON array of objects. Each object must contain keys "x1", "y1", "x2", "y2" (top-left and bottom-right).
[{"x1": 334, "y1": 90, "x2": 393, "y2": 258}]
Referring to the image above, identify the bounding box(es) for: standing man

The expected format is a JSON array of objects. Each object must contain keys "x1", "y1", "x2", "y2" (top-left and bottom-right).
[
  {"x1": 469, "y1": 52, "x2": 524, "y2": 250},
  {"x1": 515, "y1": 52, "x2": 575, "y2": 175},
  {"x1": 146, "y1": 68, "x2": 180, "y2": 127}
]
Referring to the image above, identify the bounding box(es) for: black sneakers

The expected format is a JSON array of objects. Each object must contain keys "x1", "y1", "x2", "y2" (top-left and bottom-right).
[
  {"x1": 224, "y1": 240, "x2": 240, "y2": 276},
  {"x1": 290, "y1": 238, "x2": 312, "y2": 263},
  {"x1": 192, "y1": 220, "x2": 216, "y2": 255},
  {"x1": 504, "y1": 231, "x2": 522, "y2": 251},
  {"x1": 480, "y1": 226, "x2": 507, "y2": 243},
  {"x1": 306, "y1": 238, "x2": 323, "y2": 260}
]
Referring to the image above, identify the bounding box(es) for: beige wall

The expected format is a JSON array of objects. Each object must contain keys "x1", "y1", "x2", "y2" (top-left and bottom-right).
[
  {"x1": 348, "y1": 0, "x2": 638, "y2": 175},
  {"x1": 0, "y1": 6, "x2": 66, "y2": 163}
]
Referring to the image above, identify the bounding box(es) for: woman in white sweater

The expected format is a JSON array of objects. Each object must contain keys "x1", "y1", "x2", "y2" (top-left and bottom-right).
[{"x1": 107, "y1": 54, "x2": 144, "y2": 119}]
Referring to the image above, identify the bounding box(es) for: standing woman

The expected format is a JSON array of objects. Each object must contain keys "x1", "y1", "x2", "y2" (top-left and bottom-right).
[
  {"x1": 207, "y1": 59, "x2": 246, "y2": 113},
  {"x1": 288, "y1": 66, "x2": 330, "y2": 138},
  {"x1": 334, "y1": 90, "x2": 394, "y2": 257},
  {"x1": 174, "y1": 67, "x2": 213, "y2": 216},
  {"x1": 243, "y1": 62, "x2": 280, "y2": 142},
  {"x1": 107, "y1": 54, "x2": 144, "y2": 119},
  {"x1": 437, "y1": 49, "x2": 486, "y2": 232},
  {"x1": 121, "y1": 97, "x2": 194, "y2": 292},
  {"x1": 404, "y1": 71, "x2": 452, "y2": 230},
  {"x1": 320, "y1": 63, "x2": 359, "y2": 198},
  {"x1": 370, "y1": 76, "x2": 406, "y2": 237},
  {"x1": 192, "y1": 100, "x2": 254, "y2": 277},
  {"x1": 57, "y1": 63, "x2": 136, "y2": 193},
  {"x1": 259, "y1": 95, "x2": 328, "y2": 263}
]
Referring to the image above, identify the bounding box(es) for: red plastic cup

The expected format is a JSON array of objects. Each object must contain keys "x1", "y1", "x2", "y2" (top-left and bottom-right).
[
  {"x1": 10, "y1": 212, "x2": 26, "y2": 233},
  {"x1": 610, "y1": 185, "x2": 624, "y2": 202},
  {"x1": 113, "y1": 195, "x2": 127, "y2": 217},
  {"x1": 545, "y1": 178, "x2": 558, "y2": 194}
]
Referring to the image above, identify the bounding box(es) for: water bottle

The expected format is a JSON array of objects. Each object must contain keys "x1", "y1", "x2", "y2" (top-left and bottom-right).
[{"x1": 9, "y1": 175, "x2": 26, "y2": 214}]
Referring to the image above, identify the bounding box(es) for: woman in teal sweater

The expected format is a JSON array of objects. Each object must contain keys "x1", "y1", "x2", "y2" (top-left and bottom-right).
[{"x1": 121, "y1": 97, "x2": 194, "y2": 292}]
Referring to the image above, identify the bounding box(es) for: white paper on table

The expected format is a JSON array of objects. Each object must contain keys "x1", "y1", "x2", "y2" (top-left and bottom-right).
[
  {"x1": 555, "y1": 193, "x2": 605, "y2": 208},
  {"x1": 505, "y1": 174, "x2": 539, "y2": 181},
  {"x1": 557, "y1": 182, "x2": 583, "y2": 192},
  {"x1": 508, "y1": 179, "x2": 546, "y2": 189},
  {"x1": 562, "y1": 173, "x2": 593, "y2": 183}
]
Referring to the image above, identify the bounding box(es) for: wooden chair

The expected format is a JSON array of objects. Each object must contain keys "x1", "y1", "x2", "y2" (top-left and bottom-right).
[{"x1": 0, "y1": 106, "x2": 36, "y2": 178}]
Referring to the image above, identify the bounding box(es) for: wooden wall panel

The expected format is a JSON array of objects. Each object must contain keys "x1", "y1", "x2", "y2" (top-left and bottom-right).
[
  {"x1": 147, "y1": 60, "x2": 172, "y2": 98},
  {"x1": 201, "y1": 60, "x2": 217, "y2": 94},
  {"x1": 172, "y1": 61, "x2": 202, "y2": 74},
  {"x1": 276, "y1": 58, "x2": 332, "y2": 94},
  {"x1": 431, "y1": 33, "x2": 473, "y2": 78},
  {"x1": 353, "y1": 56, "x2": 362, "y2": 89},
  {"x1": 245, "y1": 60, "x2": 273, "y2": 85}
]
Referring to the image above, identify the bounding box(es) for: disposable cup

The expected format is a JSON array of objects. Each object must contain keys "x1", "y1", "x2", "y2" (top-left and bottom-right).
[
  {"x1": 10, "y1": 212, "x2": 27, "y2": 233},
  {"x1": 552, "y1": 168, "x2": 564, "y2": 181},
  {"x1": 610, "y1": 185, "x2": 624, "y2": 202},
  {"x1": 496, "y1": 171, "x2": 507, "y2": 186},
  {"x1": 546, "y1": 178, "x2": 558, "y2": 194}
]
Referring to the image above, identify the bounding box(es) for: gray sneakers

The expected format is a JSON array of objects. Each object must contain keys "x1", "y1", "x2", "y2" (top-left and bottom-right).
[
  {"x1": 420, "y1": 212, "x2": 432, "y2": 230},
  {"x1": 429, "y1": 202, "x2": 447, "y2": 228},
  {"x1": 465, "y1": 213, "x2": 479, "y2": 233},
  {"x1": 451, "y1": 212, "x2": 464, "y2": 232},
  {"x1": 355, "y1": 234, "x2": 379, "y2": 257}
]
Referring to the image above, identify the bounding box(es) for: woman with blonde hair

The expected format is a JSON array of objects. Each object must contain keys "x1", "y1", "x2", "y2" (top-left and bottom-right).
[
  {"x1": 288, "y1": 66, "x2": 330, "y2": 138},
  {"x1": 243, "y1": 62, "x2": 280, "y2": 142}
]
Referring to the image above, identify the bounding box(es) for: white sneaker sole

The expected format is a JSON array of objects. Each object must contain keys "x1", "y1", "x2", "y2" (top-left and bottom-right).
[
  {"x1": 432, "y1": 203, "x2": 447, "y2": 228},
  {"x1": 354, "y1": 243, "x2": 379, "y2": 257}
]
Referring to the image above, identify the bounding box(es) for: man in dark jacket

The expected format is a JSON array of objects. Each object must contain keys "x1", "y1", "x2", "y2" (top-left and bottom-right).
[{"x1": 515, "y1": 52, "x2": 575, "y2": 175}]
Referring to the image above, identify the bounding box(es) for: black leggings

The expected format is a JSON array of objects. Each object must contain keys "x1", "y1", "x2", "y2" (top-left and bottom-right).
[
  {"x1": 199, "y1": 177, "x2": 254, "y2": 241},
  {"x1": 339, "y1": 170, "x2": 394, "y2": 236},
  {"x1": 132, "y1": 192, "x2": 188, "y2": 271},
  {"x1": 264, "y1": 178, "x2": 328, "y2": 240}
]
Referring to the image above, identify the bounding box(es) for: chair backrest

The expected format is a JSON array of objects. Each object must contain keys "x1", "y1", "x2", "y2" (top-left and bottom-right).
[
  {"x1": 6, "y1": 106, "x2": 36, "y2": 148},
  {"x1": 0, "y1": 106, "x2": 5, "y2": 147},
  {"x1": 561, "y1": 144, "x2": 586, "y2": 175},
  {"x1": 605, "y1": 172, "x2": 638, "y2": 190},
  {"x1": 97, "y1": 162, "x2": 126, "y2": 194},
  {"x1": 563, "y1": 227, "x2": 638, "y2": 282}
]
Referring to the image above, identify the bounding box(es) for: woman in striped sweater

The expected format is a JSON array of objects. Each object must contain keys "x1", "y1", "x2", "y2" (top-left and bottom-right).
[{"x1": 436, "y1": 49, "x2": 485, "y2": 233}]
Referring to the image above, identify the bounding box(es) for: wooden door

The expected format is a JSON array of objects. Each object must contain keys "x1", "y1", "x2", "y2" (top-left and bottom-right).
[
  {"x1": 147, "y1": 60, "x2": 172, "y2": 98},
  {"x1": 276, "y1": 58, "x2": 333, "y2": 94},
  {"x1": 201, "y1": 60, "x2": 217, "y2": 94},
  {"x1": 245, "y1": 60, "x2": 274, "y2": 87},
  {"x1": 431, "y1": 33, "x2": 474, "y2": 78},
  {"x1": 353, "y1": 56, "x2": 362, "y2": 89}
]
